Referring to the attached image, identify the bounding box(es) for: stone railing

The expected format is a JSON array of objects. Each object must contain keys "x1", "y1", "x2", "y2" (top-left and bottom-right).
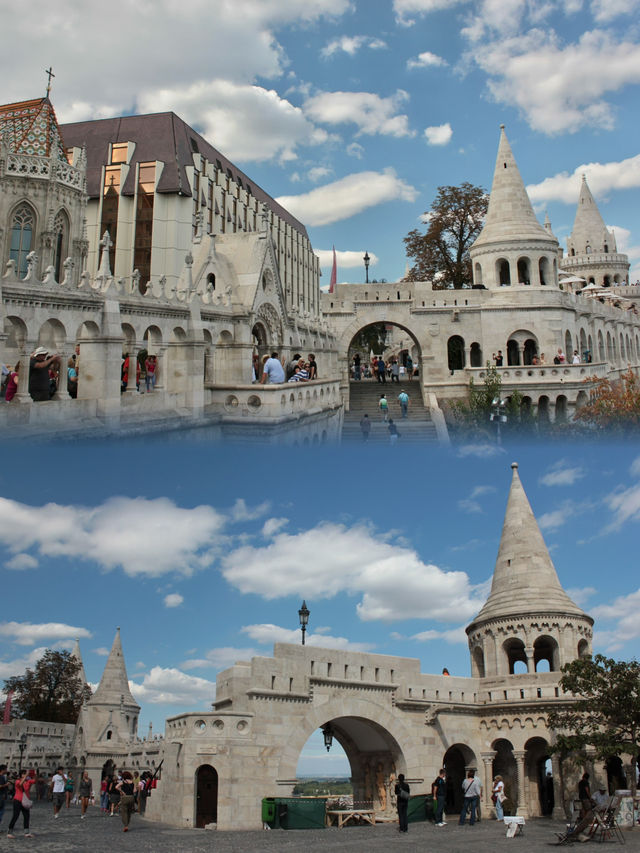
[
  {"x1": 5, "y1": 153, "x2": 84, "y2": 190},
  {"x1": 206, "y1": 379, "x2": 342, "y2": 420},
  {"x1": 468, "y1": 362, "x2": 608, "y2": 385}
]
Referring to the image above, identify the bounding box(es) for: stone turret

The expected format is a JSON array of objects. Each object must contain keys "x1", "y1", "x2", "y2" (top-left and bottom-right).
[
  {"x1": 561, "y1": 175, "x2": 629, "y2": 287},
  {"x1": 470, "y1": 126, "x2": 559, "y2": 289},
  {"x1": 466, "y1": 463, "x2": 593, "y2": 678},
  {"x1": 70, "y1": 638, "x2": 88, "y2": 688},
  {"x1": 84, "y1": 628, "x2": 139, "y2": 746}
]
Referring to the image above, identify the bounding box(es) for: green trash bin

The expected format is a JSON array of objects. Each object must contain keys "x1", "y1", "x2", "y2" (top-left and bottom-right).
[
  {"x1": 408, "y1": 794, "x2": 428, "y2": 823},
  {"x1": 262, "y1": 798, "x2": 276, "y2": 826},
  {"x1": 275, "y1": 797, "x2": 327, "y2": 830}
]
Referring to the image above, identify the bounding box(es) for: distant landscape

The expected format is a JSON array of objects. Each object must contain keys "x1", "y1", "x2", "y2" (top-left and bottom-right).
[{"x1": 293, "y1": 778, "x2": 353, "y2": 796}]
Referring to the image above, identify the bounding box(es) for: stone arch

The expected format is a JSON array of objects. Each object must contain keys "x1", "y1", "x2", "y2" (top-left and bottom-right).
[
  {"x1": 143, "y1": 324, "x2": 163, "y2": 351},
  {"x1": 214, "y1": 329, "x2": 235, "y2": 384},
  {"x1": 606, "y1": 331, "x2": 613, "y2": 362},
  {"x1": 533, "y1": 635, "x2": 559, "y2": 671},
  {"x1": 579, "y1": 328, "x2": 588, "y2": 358},
  {"x1": 525, "y1": 736, "x2": 553, "y2": 817},
  {"x1": 576, "y1": 390, "x2": 589, "y2": 409},
  {"x1": 253, "y1": 301, "x2": 283, "y2": 350},
  {"x1": 598, "y1": 331, "x2": 605, "y2": 362},
  {"x1": 470, "y1": 342, "x2": 483, "y2": 367},
  {"x1": 496, "y1": 258, "x2": 511, "y2": 286},
  {"x1": 75, "y1": 320, "x2": 100, "y2": 340},
  {"x1": 195, "y1": 764, "x2": 218, "y2": 827},
  {"x1": 539, "y1": 257, "x2": 549, "y2": 286},
  {"x1": 565, "y1": 330, "x2": 572, "y2": 356},
  {"x1": 4, "y1": 316, "x2": 28, "y2": 353},
  {"x1": 503, "y1": 637, "x2": 527, "y2": 674},
  {"x1": 538, "y1": 395, "x2": 550, "y2": 424},
  {"x1": 122, "y1": 323, "x2": 137, "y2": 353},
  {"x1": 471, "y1": 645, "x2": 485, "y2": 678},
  {"x1": 555, "y1": 395, "x2": 568, "y2": 422},
  {"x1": 577, "y1": 638, "x2": 590, "y2": 658},
  {"x1": 447, "y1": 335, "x2": 465, "y2": 371},
  {"x1": 507, "y1": 339, "x2": 519, "y2": 366},
  {"x1": 474, "y1": 262, "x2": 483, "y2": 286},
  {"x1": 523, "y1": 338, "x2": 538, "y2": 365},
  {"x1": 38, "y1": 318, "x2": 67, "y2": 353},
  {"x1": 52, "y1": 207, "x2": 70, "y2": 282},
  {"x1": 7, "y1": 200, "x2": 37, "y2": 277},
  {"x1": 443, "y1": 743, "x2": 478, "y2": 813},
  {"x1": 492, "y1": 739, "x2": 517, "y2": 812},
  {"x1": 620, "y1": 333, "x2": 625, "y2": 363},
  {"x1": 517, "y1": 256, "x2": 531, "y2": 285}
]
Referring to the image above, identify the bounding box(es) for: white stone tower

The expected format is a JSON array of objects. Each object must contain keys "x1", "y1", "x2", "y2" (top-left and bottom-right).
[
  {"x1": 470, "y1": 126, "x2": 559, "y2": 289},
  {"x1": 561, "y1": 175, "x2": 630, "y2": 287},
  {"x1": 466, "y1": 462, "x2": 593, "y2": 678}
]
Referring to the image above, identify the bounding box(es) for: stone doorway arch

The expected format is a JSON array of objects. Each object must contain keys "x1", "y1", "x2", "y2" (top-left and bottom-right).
[
  {"x1": 525, "y1": 737, "x2": 553, "y2": 817},
  {"x1": 443, "y1": 743, "x2": 477, "y2": 814},
  {"x1": 195, "y1": 764, "x2": 218, "y2": 827}
]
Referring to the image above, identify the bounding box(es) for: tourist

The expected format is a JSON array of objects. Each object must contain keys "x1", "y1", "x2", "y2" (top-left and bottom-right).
[
  {"x1": 29, "y1": 346, "x2": 61, "y2": 401},
  {"x1": 578, "y1": 772, "x2": 592, "y2": 818},
  {"x1": 296, "y1": 358, "x2": 310, "y2": 381},
  {"x1": 78, "y1": 770, "x2": 92, "y2": 819},
  {"x1": 406, "y1": 355, "x2": 413, "y2": 377},
  {"x1": 50, "y1": 766, "x2": 66, "y2": 818},
  {"x1": 145, "y1": 354, "x2": 157, "y2": 391},
  {"x1": 65, "y1": 771, "x2": 74, "y2": 808},
  {"x1": 4, "y1": 363, "x2": 19, "y2": 402},
  {"x1": 492, "y1": 775, "x2": 505, "y2": 820},
  {"x1": 285, "y1": 353, "x2": 301, "y2": 381},
  {"x1": 493, "y1": 351, "x2": 504, "y2": 367},
  {"x1": 376, "y1": 358, "x2": 386, "y2": 384},
  {"x1": 360, "y1": 414, "x2": 371, "y2": 441},
  {"x1": 108, "y1": 774, "x2": 121, "y2": 815},
  {"x1": 116, "y1": 771, "x2": 136, "y2": 832},
  {"x1": 540, "y1": 352, "x2": 546, "y2": 364},
  {"x1": 0, "y1": 764, "x2": 8, "y2": 827},
  {"x1": 459, "y1": 771, "x2": 482, "y2": 825},
  {"x1": 99, "y1": 777, "x2": 109, "y2": 813},
  {"x1": 288, "y1": 366, "x2": 304, "y2": 382},
  {"x1": 138, "y1": 772, "x2": 150, "y2": 816},
  {"x1": 390, "y1": 360, "x2": 400, "y2": 383},
  {"x1": 572, "y1": 350, "x2": 580, "y2": 364},
  {"x1": 433, "y1": 768, "x2": 447, "y2": 826},
  {"x1": 379, "y1": 394, "x2": 389, "y2": 422},
  {"x1": 353, "y1": 353, "x2": 361, "y2": 380},
  {"x1": 307, "y1": 354, "x2": 317, "y2": 380},
  {"x1": 7, "y1": 769, "x2": 34, "y2": 839},
  {"x1": 532, "y1": 355, "x2": 539, "y2": 365},
  {"x1": 260, "y1": 352, "x2": 285, "y2": 384},
  {"x1": 132, "y1": 771, "x2": 141, "y2": 811},
  {"x1": 593, "y1": 787, "x2": 609, "y2": 813},
  {"x1": 398, "y1": 389, "x2": 409, "y2": 418},
  {"x1": 388, "y1": 418, "x2": 399, "y2": 444},
  {"x1": 67, "y1": 356, "x2": 78, "y2": 398},
  {"x1": 395, "y1": 773, "x2": 410, "y2": 833}
]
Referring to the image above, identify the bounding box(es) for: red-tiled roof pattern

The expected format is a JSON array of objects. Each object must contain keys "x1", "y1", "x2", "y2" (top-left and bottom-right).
[
  {"x1": 0, "y1": 97, "x2": 66, "y2": 159},
  {"x1": 59, "y1": 112, "x2": 309, "y2": 238}
]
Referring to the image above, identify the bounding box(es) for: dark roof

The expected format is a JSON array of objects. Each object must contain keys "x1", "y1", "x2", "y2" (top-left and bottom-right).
[{"x1": 59, "y1": 112, "x2": 308, "y2": 238}]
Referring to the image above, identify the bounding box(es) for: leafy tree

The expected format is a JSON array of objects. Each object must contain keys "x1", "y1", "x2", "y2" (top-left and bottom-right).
[
  {"x1": 404, "y1": 182, "x2": 488, "y2": 289},
  {"x1": 574, "y1": 369, "x2": 640, "y2": 433},
  {"x1": 349, "y1": 323, "x2": 388, "y2": 357},
  {"x1": 3, "y1": 649, "x2": 91, "y2": 723},
  {"x1": 547, "y1": 655, "x2": 640, "y2": 797}
]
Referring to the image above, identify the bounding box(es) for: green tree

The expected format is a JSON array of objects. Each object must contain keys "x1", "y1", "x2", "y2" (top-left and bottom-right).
[
  {"x1": 574, "y1": 369, "x2": 640, "y2": 433},
  {"x1": 547, "y1": 655, "x2": 640, "y2": 797},
  {"x1": 3, "y1": 649, "x2": 91, "y2": 723},
  {"x1": 404, "y1": 182, "x2": 488, "y2": 289}
]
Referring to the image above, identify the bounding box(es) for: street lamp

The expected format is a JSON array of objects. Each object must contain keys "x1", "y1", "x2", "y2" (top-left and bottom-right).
[
  {"x1": 363, "y1": 251, "x2": 370, "y2": 284},
  {"x1": 322, "y1": 723, "x2": 333, "y2": 752},
  {"x1": 490, "y1": 397, "x2": 508, "y2": 445},
  {"x1": 18, "y1": 733, "x2": 27, "y2": 774},
  {"x1": 298, "y1": 601, "x2": 310, "y2": 646}
]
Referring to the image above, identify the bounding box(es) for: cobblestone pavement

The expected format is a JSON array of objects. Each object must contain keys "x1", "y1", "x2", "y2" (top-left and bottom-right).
[{"x1": 1, "y1": 804, "x2": 638, "y2": 853}]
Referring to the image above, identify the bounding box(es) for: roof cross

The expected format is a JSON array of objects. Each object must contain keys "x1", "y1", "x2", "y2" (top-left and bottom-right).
[{"x1": 45, "y1": 66, "x2": 55, "y2": 98}]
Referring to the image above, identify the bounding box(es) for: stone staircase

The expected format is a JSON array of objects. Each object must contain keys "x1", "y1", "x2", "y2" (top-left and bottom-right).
[{"x1": 342, "y1": 379, "x2": 441, "y2": 443}]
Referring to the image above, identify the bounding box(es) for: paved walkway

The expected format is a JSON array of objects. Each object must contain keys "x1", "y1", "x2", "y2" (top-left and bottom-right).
[{"x1": 1, "y1": 804, "x2": 636, "y2": 852}]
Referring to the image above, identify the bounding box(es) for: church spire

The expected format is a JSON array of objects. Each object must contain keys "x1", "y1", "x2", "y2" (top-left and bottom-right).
[
  {"x1": 471, "y1": 463, "x2": 589, "y2": 625},
  {"x1": 473, "y1": 125, "x2": 550, "y2": 246},
  {"x1": 567, "y1": 175, "x2": 616, "y2": 254},
  {"x1": 71, "y1": 638, "x2": 87, "y2": 687},
  {"x1": 88, "y1": 627, "x2": 139, "y2": 709}
]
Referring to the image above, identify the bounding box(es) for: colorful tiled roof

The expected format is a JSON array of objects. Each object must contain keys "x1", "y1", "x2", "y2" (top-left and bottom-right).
[{"x1": 0, "y1": 97, "x2": 66, "y2": 159}]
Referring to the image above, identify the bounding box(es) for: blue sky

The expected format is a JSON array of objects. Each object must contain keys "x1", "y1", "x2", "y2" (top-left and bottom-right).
[
  {"x1": 2, "y1": 0, "x2": 639, "y2": 283},
  {"x1": 2, "y1": 439, "x2": 640, "y2": 774}
]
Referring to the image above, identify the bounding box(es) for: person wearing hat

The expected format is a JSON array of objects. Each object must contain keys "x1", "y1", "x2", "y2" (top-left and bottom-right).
[{"x1": 29, "y1": 346, "x2": 61, "y2": 401}]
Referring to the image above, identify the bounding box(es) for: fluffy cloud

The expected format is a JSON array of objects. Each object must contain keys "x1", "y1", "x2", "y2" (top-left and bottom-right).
[
  {"x1": 407, "y1": 51, "x2": 447, "y2": 69},
  {"x1": 527, "y1": 155, "x2": 640, "y2": 206},
  {"x1": 0, "y1": 622, "x2": 91, "y2": 647},
  {"x1": 424, "y1": 123, "x2": 453, "y2": 146},
  {"x1": 304, "y1": 90, "x2": 415, "y2": 137},
  {"x1": 539, "y1": 462, "x2": 586, "y2": 487},
  {"x1": 591, "y1": 588, "x2": 640, "y2": 651},
  {"x1": 321, "y1": 35, "x2": 387, "y2": 57},
  {"x1": 411, "y1": 626, "x2": 468, "y2": 643},
  {"x1": 262, "y1": 517, "x2": 289, "y2": 537},
  {"x1": 315, "y1": 249, "x2": 380, "y2": 269},
  {"x1": 603, "y1": 483, "x2": 640, "y2": 531},
  {"x1": 129, "y1": 666, "x2": 216, "y2": 705},
  {"x1": 4, "y1": 554, "x2": 38, "y2": 571},
  {"x1": 458, "y1": 484, "x2": 495, "y2": 514},
  {"x1": 0, "y1": 496, "x2": 226, "y2": 578},
  {"x1": 393, "y1": 0, "x2": 466, "y2": 25},
  {"x1": 164, "y1": 593, "x2": 184, "y2": 608},
  {"x1": 276, "y1": 169, "x2": 418, "y2": 226},
  {"x1": 591, "y1": 0, "x2": 640, "y2": 21},
  {"x1": 241, "y1": 623, "x2": 375, "y2": 651},
  {"x1": 221, "y1": 522, "x2": 486, "y2": 622},
  {"x1": 230, "y1": 499, "x2": 271, "y2": 522},
  {"x1": 182, "y1": 647, "x2": 258, "y2": 670},
  {"x1": 0, "y1": 647, "x2": 49, "y2": 681},
  {"x1": 457, "y1": 443, "x2": 506, "y2": 458}
]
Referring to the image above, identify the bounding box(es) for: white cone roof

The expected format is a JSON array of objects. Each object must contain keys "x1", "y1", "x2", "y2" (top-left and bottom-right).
[
  {"x1": 569, "y1": 175, "x2": 616, "y2": 253},
  {"x1": 88, "y1": 627, "x2": 139, "y2": 709}
]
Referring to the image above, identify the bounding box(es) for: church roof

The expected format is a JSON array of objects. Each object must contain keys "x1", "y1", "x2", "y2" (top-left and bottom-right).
[
  {"x1": 472, "y1": 126, "x2": 554, "y2": 248},
  {"x1": 568, "y1": 175, "x2": 616, "y2": 252},
  {"x1": 88, "y1": 628, "x2": 139, "y2": 709},
  {"x1": 469, "y1": 463, "x2": 591, "y2": 628},
  {"x1": 0, "y1": 97, "x2": 66, "y2": 159},
  {"x1": 60, "y1": 112, "x2": 309, "y2": 239}
]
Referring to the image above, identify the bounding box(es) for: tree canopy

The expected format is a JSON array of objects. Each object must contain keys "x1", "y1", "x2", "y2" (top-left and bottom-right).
[
  {"x1": 547, "y1": 655, "x2": 640, "y2": 796},
  {"x1": 3, "y1": 649, "x2": 91, "y2": 723},
  {"x1": 574, "y1": 369, "x2": 640, "y2": 433},
  {"x1": 403, "y1": 182, "x2": 488, "y2": 289}
]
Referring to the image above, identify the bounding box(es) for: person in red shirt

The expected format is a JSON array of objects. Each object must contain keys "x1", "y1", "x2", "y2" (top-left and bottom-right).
[{"x1": 7, "y1": 769, "x2": 34, "y2": 838}]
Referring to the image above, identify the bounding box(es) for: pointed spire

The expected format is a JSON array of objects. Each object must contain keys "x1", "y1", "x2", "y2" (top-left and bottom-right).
[
  {"x1": 471, "y1": 463, "x2": 589, "y2": 625},
  {"x1": 568, "y1": 175, "x2": 616, "y2": 254},
  {"x1": 473, "y1": 125, "x2": 551, "y2": 247},
  {"x1": 88, "y1": 628, "x2": 139, "y2": 709},
  {"x1": 70, "y1": 638, "x2": 87, "y2": 687}
]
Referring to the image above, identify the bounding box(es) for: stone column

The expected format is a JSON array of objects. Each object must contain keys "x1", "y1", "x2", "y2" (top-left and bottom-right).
[
  {"x1": 15, "y1": 348, "x2": 33, "y2": 404},
  {"x1": 550, "y1": 754, "x2": 566, "y2": 820},
  {"x1": 513, "y1": 750, "x2": 529, "y2": 817},
  {"x1": 518, "y1": 345, "x2": 525, "y2": 365},
  {"x1": 154, "y1": 346, "x2": 167, "y2": 391},
  {"x1": 481, "y1": 752, "x2": 496, "y2": 817},
  {"x1": 524, "y1": 646, "x2": 534, "y2": 673}
]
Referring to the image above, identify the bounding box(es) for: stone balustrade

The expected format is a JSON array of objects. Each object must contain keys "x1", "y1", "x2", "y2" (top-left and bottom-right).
[
  {"x1": 469, "y1": 361, "x2": 608, "y2": 385},
  {"x1": 5, "y1": 153, "x2": 85, "y2": 190},
  {"x1": 206, "y1": 379, "x2": 342, "y2": 421}
]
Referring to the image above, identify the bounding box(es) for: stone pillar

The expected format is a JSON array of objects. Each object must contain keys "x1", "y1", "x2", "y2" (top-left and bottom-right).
[
  {"x1": 481, "y1": 752, "x2": 496, "y2": 817},
  {"x1": 518, "y1": 345, "x2": 525, "y2": 365},
  {"x1": 525, "y1": 646, "x2": 534, "y2": 673},
  {"x1": 155, "y1": 346, "x2": 167, "y2": 391},
  {"x1": 15, "y1": 348, "x2": 33, "y2": 403},
  {"x1": 550, "y1": 754, "x2": 566, "y2": 820},
  {"x1": 513, "y1": 750, "x2": 528, "y2": 817}
]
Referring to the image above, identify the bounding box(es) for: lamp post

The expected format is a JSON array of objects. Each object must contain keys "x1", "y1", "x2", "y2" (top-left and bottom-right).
[
  {"x1": 322, "y1": 723, "x2": 333, "y2": 752},
  {"x1": 490, "y1": 397, "x2": 507, "y2": 445},
  {"x1": 298, "y1": 601, "x2": 310, "y2": 645},
  {"x1": 363, "y1": 251, "x2": 370, "y2": 284},
  {"x1": 18, "y1": 733, "x2": 27, "y2": 775}
]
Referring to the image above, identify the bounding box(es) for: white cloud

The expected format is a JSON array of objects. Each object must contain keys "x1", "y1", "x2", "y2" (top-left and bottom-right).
[
  {"x1": 458, "y1": 484, "x2": 495, "y2": 514},
  {"x1": 0, "y1": 647, "x2": 49, "y2": 681},
  {"x1": 457, "y1": 443, "x2": 506, "y2": 458},
  {"x1": 527, "y1": 155, "x2": 640, "y2": 206},
  {"x1": 539, "y1": 462, "x2": 586, "y2": 487},
  {"x1": 0, "y1": 622, "x2": 91, "y2": 647},
  {"x1": 591, "y1": 588, "x2": 640, "y2": 651},
  {"x1": 603, "y1": 483, "x2": 640, "y2": 531},
  {"x1": 241, "y1": 623, "x2": 374, "y2": 651},
  {"x1": 94, "y1": 647, "x2": 110, "y2": 656},
  {"x1": 393, "y1": 0, "x2": 466, "y2": 26},
  {"x1": 0, "y1": 496, "x2": 226, "y2": 578},
  {"x1": 182, "y1": 647, "x2": 258, "y2": 670},
  {"x1": 566, "y1": 586, "x2": 597, "y2": 607},
  {"x1": 411, "y1": 625, "x2": 468, "y2": 643},
  {"x1": 230, "y1": 498, "x2": 270, "y2": 522},
  {"x1": 407, "y1": 51, "x2": 447, "y2": 69},
  {"x1": 321, "y1": 35, "x2": 387, "y2": 57},
  {"x1": 346, "y1": 142, "x2": 365, "y2": 158},
  {"x1": 308, "y1": 166, "x2": 333, "y2": 182},
  {"x1": 262, "y1": 517, "x2": 289, "y2": 537},
  {"x1": 631, "y1": 456, "x2": 640, "y2": 477},
  {"x1": 164, "y1": 593, "x2": 184, "y2": 608},
  {"x1": 316, "y1": 249, "x2": 380, "y2": 269},
  {"x1": 4, "y1": 553, "x2": 38, "y2": 571},
  {"x1": 538, "y1": 505, "x2": 572, "y2": 530},
  {"x1": 221, "y1": 522, "x2": 486, "y2": 623},
  {"x1": 129, "y1": 666, "x2": 216, "y2": 706},
  {"x1": 424, "y1": 123, "x2": 453, "y2": 145},
  {"x1": 590, "y1": 0, "x2": 640, "y2": 21},
  {"x1": 276, "y1": 169, "x2": 418, "y2": 226},
  {"x1": 304, "y1": 90, "x2": 415, "y2": 137}
]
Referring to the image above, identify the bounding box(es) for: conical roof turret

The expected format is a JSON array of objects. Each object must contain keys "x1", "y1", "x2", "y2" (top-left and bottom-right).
[
  {"x1": 70, "y1": 638, "x2": 88, "y2": 688},
  {"x1": 472, "y1": 126, "x2": 552, "y2": 247},
  {"x1": 88, "y1": 627, "x2": 139, "y2": 709},
  {"x1": 567, "y1": 175, "x2": 616, "y2": 254},
  {"x1": 469, "y1": 463, "x2": 591, "y2": 628}
]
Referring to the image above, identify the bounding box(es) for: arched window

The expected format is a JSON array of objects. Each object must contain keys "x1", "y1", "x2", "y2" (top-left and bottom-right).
[
  {"x1": 470, "y1": 342, "x2": 482, "y2": 367},
  {"x1": 517, "y1": 257, "x2": 531, "y2": 285},
  {"x1": 53, "y1": 210, "x2": 68, "y2": 283},
  {"x1": 447, "y1": 335, "x2": 465, "y2": 371},
  {"x1": 9, "y1": 203, "x2": 35, "y2": 277},
  {"x1": 497, "y1": 258, "x2": 511, "y2": 286}
]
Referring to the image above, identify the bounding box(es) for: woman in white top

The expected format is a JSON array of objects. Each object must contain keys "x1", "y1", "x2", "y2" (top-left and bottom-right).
[{"x1": 492, "y1": 775, "x2": 505, "y2": 820}]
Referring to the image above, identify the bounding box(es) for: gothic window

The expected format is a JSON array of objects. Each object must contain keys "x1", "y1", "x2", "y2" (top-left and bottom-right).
[
  {"x1": 53, "y1": 210, "x2": 68, "y2": 283},
  {"x1": 134, "y1": 163, "x2": 155, "y2": 292},
  {"x1": 9, "y1": 204, "x2": 35, "y2": 277},
  {"x1": 447, "y1": 335, "x2": 465, "y2": 371}
]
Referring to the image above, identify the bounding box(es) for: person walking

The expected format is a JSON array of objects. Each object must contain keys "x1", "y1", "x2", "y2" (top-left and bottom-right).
[
  {"x1": 388, "y1": 419, "x2": 399, "y2": 444},
  {"x1": 379, "y1": 394, "x2": 389, "y2": 422},
  {"x1": 492, "y1": 775, "x2": 505, "y2": 820},
  {"x1": 7, "y1": 769, "x2": 34, "y2": 838},
  {"x1": 433, "y1": 768, "x2": 447, "y2": 826},
  {"x1": 459, "y1": 771, "x2": 482, "y2": 825},
  {"x1": 78, "y1": 771, "x2": 92, "y2": 819},
  {"x1": 116, "y1": 771, "x2": 136, "y2": 832},
  {"x1": 360, "y1": 414, "x2": 371, "y2": 442},
  {"x1": 398, "y1": 389, "x2": 409, "y2": 418},
  {"x1": 395, "y1": 773, "x2": 410, "y2": 833}
]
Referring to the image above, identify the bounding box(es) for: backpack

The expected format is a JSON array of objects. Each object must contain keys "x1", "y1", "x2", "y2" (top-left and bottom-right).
[{"x1": 397, "y1": 786, "x2": 410, "y2": 801}]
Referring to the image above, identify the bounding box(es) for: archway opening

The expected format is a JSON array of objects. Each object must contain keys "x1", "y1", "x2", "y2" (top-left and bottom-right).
[
  {"x1": 525, "y1": 737, "x2": 553, "y2": 817},
  {"x1": 195, "y1": 764, "x2": 218, "y2": 827},
  {"x1": 348, "y1": 322, "x2": 420, "y2": 382},
  {"x1": 534, "y1": 635, "x2": 559, "y2": 672},
  {"x1": 447, "y1": 335, "x2": 465, "y2": 371},
  {"x1": 503, "y1": 638, "x2": 527, "y2": 674},
  {"x1": 493, "y1": 739, "x2": 517, "y2": 812},
  {"x1": 443, "y1": 743, "x2": 477, "y2": 814}
]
